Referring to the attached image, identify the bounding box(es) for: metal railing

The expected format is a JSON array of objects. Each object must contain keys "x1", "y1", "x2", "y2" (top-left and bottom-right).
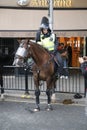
[{"x1": 0, "y1": 66, "x2": 85, "y2": 96}]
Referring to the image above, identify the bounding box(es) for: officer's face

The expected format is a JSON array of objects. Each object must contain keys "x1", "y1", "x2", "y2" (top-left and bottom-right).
[{"x1": 42, "y1": 28, "x2": 48, "y2": 34}]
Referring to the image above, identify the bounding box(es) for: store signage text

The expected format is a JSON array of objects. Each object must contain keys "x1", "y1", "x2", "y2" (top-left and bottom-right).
[{"x1": 29, "y1": 0, "x2": 72, "y2": 8}]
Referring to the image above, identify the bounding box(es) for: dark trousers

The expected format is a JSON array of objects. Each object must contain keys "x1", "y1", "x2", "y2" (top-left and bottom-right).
[
  {"x1": 81, "y1": 70, "x2": 87, "y2": 97},
  {"x1": 84, "y1": 73, "x2": 87, "y2": 97},
  {"x1": 54, "y1": 52, "x2": 67, "y2": 76},
  {"x1": 84, "y1": 78, "x2": 87, "y2": 97}
]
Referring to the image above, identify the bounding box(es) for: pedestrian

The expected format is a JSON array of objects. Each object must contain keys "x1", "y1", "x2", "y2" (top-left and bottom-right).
[
  {"x1": 58, "y1": 43, "x2": 69, "y2": 79},
  {"x1": 79, "y1": 56, "x2": 87, "y2": 97},
  {"x1": 35, "y1": 16, "x2": 65, "y2": 78},
  {"x1": 67, "y1": 43, "x2": 72, "y2": 67},
  {"x1": 58, "y1": 43, "x2": 68, "y2": 68}
]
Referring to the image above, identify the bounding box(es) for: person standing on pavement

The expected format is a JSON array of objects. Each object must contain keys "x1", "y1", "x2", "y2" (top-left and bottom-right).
[
  {"x1": 67, "y1": 43, "x2": 72, "y2": 67},
  {"x1": 79, "y1": 56, "x2": 87, "y2": 97},
  {"x1": 58, "y1": 43, "x2": 69, "y2": 79}
]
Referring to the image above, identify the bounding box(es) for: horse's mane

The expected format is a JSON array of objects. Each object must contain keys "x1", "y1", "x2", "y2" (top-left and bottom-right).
[{"x1": 29, "y1": 41, "x2": 50, "y2": 55}]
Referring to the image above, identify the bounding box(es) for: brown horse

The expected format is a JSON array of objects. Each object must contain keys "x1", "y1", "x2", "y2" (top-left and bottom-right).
[{"x1": 14, "y1": 39, "x2": 58, "y2": 111}]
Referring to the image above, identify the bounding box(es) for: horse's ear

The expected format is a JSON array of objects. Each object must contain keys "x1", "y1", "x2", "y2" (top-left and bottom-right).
[
  {"x1": 25, "y1": 39, "x2": 29, "y2": 44},
  {"x1": 17, "y1": 38, "x2": 29, "y2": 44},
  {"x1": 17, "y1": 38, "x2": 22, "y2": 44}
]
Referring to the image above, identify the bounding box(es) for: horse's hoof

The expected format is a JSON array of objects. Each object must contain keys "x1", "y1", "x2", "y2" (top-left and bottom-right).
[
  {"x1": 46, "y1": 108, "x2": 52, "y2": 111},
  {"x1": 46, "y1": 107, "x2": 53, "y2": 111},
  {"x1": 34, "y1": 107, "x2": 40, "y2": 112},
  {"x1": 46, "y1": 105, "x2": 53, "y2": 111}
]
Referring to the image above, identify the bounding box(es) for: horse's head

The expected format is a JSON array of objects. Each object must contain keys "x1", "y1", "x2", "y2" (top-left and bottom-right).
[
  {"x1": 13, "y1": 38, "x2": 50, "y2": 67},
  {"x1": 13, "y1": 39, "x2": 29, "y2": 67}
]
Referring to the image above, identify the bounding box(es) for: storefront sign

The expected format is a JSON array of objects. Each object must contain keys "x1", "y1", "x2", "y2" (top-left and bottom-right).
[
  {"x1": 29, "y1": 0, "x2": 72, "y2": 8},
  {"x1": 17, "y1": 0, "x2": 29, "y2": 6},
  {"x1": 1, "y1": 0, "x2": 87, "y2": 8}
]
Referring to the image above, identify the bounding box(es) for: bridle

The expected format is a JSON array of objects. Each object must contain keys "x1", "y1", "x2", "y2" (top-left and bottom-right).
[{"x1": 13, "y1": 40, "x2": 29, "y2": 67}]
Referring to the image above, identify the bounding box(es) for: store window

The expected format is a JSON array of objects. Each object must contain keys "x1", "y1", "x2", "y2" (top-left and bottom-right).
[
  {"x1": 58, "y1": 37, "x2": 84, "y2": 67},
  {"x1": 0, "y1": 38, "x2": 15, "y2": 65}
]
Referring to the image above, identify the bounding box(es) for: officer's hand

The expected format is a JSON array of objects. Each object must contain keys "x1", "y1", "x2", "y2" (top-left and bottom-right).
[{"x1": 79, "y1": 57, "x2": 84, "y2": 64}]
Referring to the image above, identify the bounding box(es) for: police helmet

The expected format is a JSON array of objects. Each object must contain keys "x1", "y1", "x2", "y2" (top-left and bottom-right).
[
  {"x1": 40, "y1": 16, "x2": 49, "y2": 29},
  {"x1": 40, "y1": 23, "x2": 49, "y2": 29}
]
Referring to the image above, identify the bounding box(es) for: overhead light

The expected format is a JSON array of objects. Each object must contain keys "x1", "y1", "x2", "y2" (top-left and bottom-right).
[{"x1": 17, "y1": 0, "x2": 29, "y2": 6}]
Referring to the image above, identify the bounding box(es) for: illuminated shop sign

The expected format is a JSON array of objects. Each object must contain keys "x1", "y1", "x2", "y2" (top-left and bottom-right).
[{"x1": 29, "y1": 0, "x2": 72, "y2": 8}]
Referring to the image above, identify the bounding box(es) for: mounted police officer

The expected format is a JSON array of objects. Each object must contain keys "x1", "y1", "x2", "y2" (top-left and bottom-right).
[{"x1": 36, "y1": 16, "x2": 65, "y2": 78}]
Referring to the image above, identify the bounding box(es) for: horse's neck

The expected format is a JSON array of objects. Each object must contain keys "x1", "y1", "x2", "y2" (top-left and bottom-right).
[
  {"x1": 32, "y1": 51, "x2": 49, "y2": 66},
  {"x1": 31, "y1": 44, "x2": 50, "y2": 66}
]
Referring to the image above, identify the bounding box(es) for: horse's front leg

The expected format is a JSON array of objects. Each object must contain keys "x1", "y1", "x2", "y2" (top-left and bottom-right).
[
  {"x1": 34, "y1": 88, "x2": 40, "y2": 111},
  {"x1": 46, "y1": 89, "x2": 53, "y2": 111},
  {"x1": 33, "y1": 74, "x2": 40, "y2": 111}
]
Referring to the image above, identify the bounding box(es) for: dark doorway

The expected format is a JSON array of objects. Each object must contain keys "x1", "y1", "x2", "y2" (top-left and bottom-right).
[{"x1": 0, "y1": 38, "x2": 18, "y2": 65}]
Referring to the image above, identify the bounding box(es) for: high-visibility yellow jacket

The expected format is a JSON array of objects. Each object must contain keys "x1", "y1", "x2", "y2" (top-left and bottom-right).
[{"x1": 37, "y1": 33, "x2": 55, "y2": 51}]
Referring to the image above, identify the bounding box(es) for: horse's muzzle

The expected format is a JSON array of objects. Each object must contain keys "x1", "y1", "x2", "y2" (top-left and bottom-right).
[{"x1": 16, "y1": 47, "x2": 27, "y2": 58}]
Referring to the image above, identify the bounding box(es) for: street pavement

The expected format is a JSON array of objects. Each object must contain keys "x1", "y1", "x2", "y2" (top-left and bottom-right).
[
  {"x1": 0, "y1": 91, "x2": 87, "y2": 130},
  {"x1": 0, "y1": 99, "x2": 87, "y2": 130}
]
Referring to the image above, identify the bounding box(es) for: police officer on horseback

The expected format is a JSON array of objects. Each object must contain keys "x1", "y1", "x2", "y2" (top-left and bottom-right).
[{"x1": 36, "y1": 16, "x2": 64, "y2": 78}]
